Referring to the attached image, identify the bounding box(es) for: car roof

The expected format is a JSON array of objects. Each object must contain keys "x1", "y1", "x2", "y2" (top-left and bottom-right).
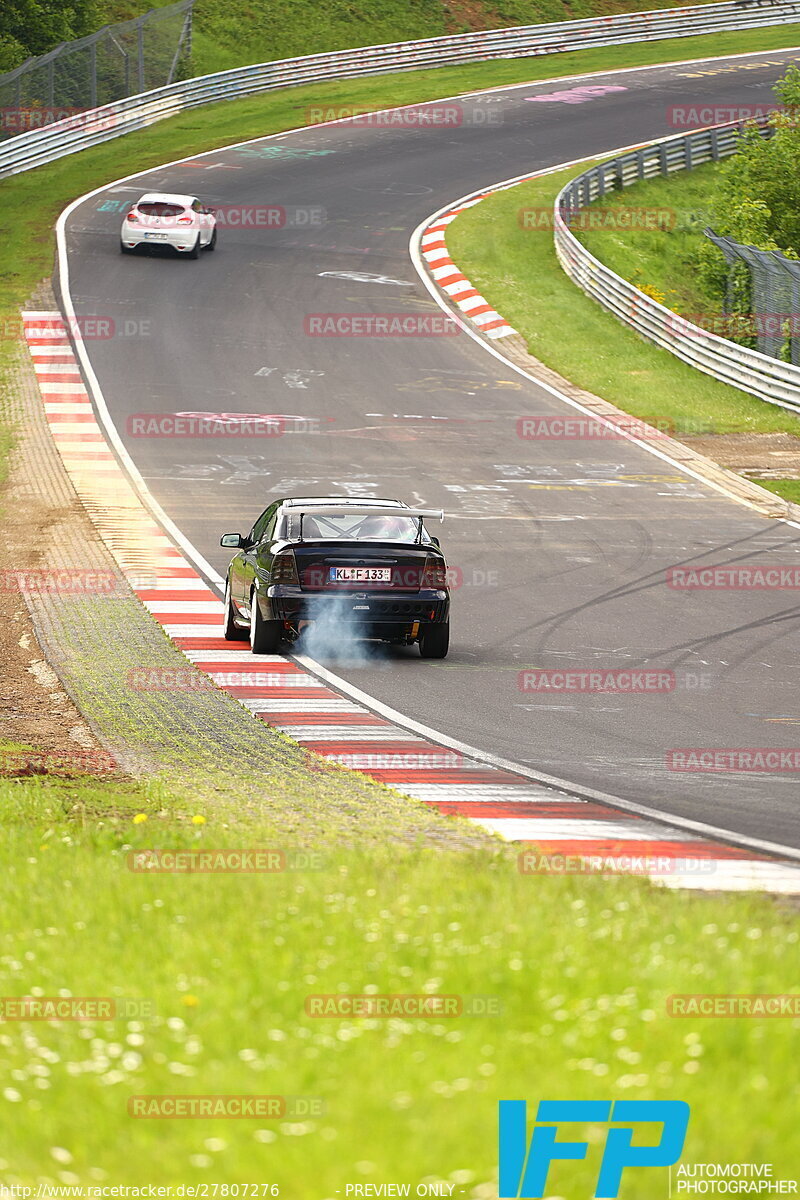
[
  {"x1": 137, "y1": 192, "x2": 196, "y2": 207},
  {"x1": 281, "y1": 496, "x2": 405, "y2": 508}
]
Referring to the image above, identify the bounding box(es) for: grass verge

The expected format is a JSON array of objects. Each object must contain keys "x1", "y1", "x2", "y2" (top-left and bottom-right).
[
  {"x1": 575, "y1": 160, "x2": 720, "y2": 318},
  {"x1": 447, "y1": 162, "x2": 800, "y2": 436},
  {"x1": 0, "y1": 747, "x2": 798, "y2": 1187},
  {"x1": 446, "y1": 160, "x2": 800, "y2": 499},
  {"x1": 173, "y1": 0, "x2": 729, "y2": 76}
]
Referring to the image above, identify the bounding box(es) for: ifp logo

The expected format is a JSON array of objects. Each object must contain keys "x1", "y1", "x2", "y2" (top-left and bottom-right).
[{"x1": 499, "y1": 1100, "x2": 689, "y2": 1198}]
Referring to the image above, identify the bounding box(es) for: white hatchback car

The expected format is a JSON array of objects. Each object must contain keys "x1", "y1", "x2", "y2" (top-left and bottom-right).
[{"x1": 120, "y1": 192, "x2": 217, "y2": 258}]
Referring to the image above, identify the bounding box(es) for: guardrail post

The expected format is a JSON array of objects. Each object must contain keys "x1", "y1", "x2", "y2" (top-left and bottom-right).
[
  {"x1": 168, "y1": 3, "x2": 194, "y2": 86},
  {"x1": 659, "y1": 142, "x2": 669, "y2": 175},
  {"x1": 684, "y1": 134, "x2": 693, "y2": 169},
  {"x1": 90, "y1": 41, "x2": 97, "y2": 110},
  {"x1": 137, "y1": 17, "x2": 146, "y2": 93}
]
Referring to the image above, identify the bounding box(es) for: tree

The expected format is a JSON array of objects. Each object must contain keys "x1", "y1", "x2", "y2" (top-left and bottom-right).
[
  {"x1": 0, "y1": 1, "x2": 100, "y2": 68},
  {"x1": 697, "y1": 67, "x2": 800, "y2": 346}
]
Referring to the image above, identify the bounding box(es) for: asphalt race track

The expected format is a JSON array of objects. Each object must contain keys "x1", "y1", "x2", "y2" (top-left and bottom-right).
[{"x1": 60, "y1": 47, "x2": 800, "y2": 849}]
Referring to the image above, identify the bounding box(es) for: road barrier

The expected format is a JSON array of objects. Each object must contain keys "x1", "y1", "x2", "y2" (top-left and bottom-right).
[
  {"x1": 554, "y1": 119, "x2": 800, "y2": 412},
  {"x1": 1, "y1": 1, "x2": 799, "y2": 179}
]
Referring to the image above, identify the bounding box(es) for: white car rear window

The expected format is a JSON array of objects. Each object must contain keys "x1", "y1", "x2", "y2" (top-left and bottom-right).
[{"x1": 137, "y1": 202, "x2": 185, "y2": 217}]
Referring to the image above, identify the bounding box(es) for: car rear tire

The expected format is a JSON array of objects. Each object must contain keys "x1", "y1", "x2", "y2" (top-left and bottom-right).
[
  {"x1": 204, "y1": 228, "x2": 217, "y2": 251},
  {"x1": 223, "y1": 580, "x2": 248, "y2": 641},
  {"x1": 250, "y1": 592, "x2": 281, "y2": 654},
  {"x1": 187, "y1": 236, "x2": 201, "y2": 260},
  {"x1": 419, "y1": 623, "x2": 449, "y2": 659}
]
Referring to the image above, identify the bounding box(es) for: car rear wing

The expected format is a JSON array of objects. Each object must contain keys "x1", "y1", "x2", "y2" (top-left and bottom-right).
[
  {"x1": 280, "y1": 505, "x2": 444, "y2": 544},
  {"x1": 282, "y1": 505, "x2": 444, "y2": 520}
]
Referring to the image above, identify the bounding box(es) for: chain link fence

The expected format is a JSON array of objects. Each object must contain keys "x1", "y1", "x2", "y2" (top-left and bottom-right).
[
  {"x1": 704, "y1": 229, "x2": 800, "y2": 364},
  {"x1": 0, "y1": 0, "x2": 194, "y2": 139}
]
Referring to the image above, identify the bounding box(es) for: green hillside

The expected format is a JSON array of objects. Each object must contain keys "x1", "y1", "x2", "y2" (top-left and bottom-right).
[
  {"x1": 128, "y1": 0, "x2": 723, "y2": 75},
  {"x1": 4, "y1": 0, "x2": 723, "y2": 78}
]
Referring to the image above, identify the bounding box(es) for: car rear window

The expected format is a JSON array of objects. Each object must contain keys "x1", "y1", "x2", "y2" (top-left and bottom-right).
[
  {"x1": 136, "y1": 202, "x2": 185, "y2": 217},
  {"x1": 282, "y1": 513, "x2": 430, "y2": 543}
]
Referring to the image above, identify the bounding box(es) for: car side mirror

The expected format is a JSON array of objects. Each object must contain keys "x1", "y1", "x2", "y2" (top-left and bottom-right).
[
  {"x1": 220, "y1": 533, "x2": 245, "y2": 549},
  {"x1": 430, "y1": 536, "x2": 440, "y2": 548}
]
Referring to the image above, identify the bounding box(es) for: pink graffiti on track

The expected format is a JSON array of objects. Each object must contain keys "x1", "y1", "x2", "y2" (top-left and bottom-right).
[{"x1": 525, "y1": 85, "x2": 629, "y2": 105}]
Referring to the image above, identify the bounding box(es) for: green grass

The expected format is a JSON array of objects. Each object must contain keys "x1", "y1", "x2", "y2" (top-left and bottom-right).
[
  {"x1": 100, "y1": 0, "x2": 732, "y2": 77},
  {"x1": 570, "y1": 160, "x2": 800, "y2": 505},
  {"x1": 1, "y1": 759, "x2": 799, "y2": 1188},
  {"x1": 757, "y1": 477, "x2": 800, "y2": 503},
  {"x1": 576, "y1": 161, "x2": 720, "y2": 317}
]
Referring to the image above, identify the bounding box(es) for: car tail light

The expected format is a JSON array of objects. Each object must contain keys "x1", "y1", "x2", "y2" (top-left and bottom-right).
[
  {"x1": 271, "y1": 551, "x2": 299, "y2": 585},
  {"x1": 126, "y1": 210, "x2": 137, "y2": 221},
  {"x1": 177, "y1": 215, "x2": 193, "y2": 224},
  {"x1": 421, "y1": 556, "x2": 447, "y2": 589}
]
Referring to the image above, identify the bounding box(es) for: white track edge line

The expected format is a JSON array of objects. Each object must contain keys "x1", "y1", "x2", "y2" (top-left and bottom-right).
[
  {"x1": 53, "y1": 44, "x2": 800, "y2": 587},
  {"x1": 292, "y1": 653, "x2": 800, "y2": 862},
  {"x1": 51, "y1": 53, "x2": 800, "y2": 866}
]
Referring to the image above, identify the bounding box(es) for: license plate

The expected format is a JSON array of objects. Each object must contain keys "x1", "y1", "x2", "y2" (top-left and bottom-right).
[
  {"x1": 329, "y1": 567, "x2": 390, "y2": 582},
  {"x1": 144, "y1": 232, "x2": 167, "y2": 240}
]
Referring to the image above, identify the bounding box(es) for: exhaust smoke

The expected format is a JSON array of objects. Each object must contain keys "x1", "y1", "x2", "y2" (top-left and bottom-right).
[{"x1": 295, "y1": 593, "x2": 379, "y2": 667}]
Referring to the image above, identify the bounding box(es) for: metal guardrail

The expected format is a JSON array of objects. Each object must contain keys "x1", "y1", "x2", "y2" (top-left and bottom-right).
[
  {"x1": 1, "y1": 0, "x2": 799, "y2": 180},
  {"x1": 554, "y1": 120, "x2": 800, "y2": 413}
]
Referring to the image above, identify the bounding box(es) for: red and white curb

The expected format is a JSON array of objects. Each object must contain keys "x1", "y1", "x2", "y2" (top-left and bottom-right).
[
  {"x1": 23, "y1": 310, "x2": 800, "y2": 894},
  {"x1": 419, "y1": 199, "x2": 516, "y2": 340}
]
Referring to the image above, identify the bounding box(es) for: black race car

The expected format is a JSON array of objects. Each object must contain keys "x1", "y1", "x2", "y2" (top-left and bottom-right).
[{"x1": 220, "y1": 496, "x2": 450, "y2": 658}]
